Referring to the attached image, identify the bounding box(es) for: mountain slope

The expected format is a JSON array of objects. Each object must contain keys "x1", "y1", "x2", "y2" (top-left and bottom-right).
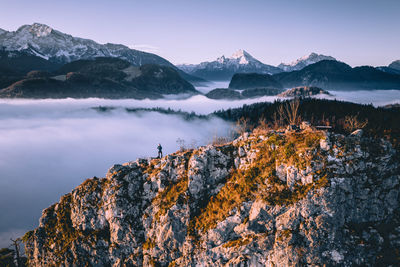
[
  {"x1": 278, "y1": 53, "x2": 336, "y2": 72},
  {"x1": 389, "y1": 60, "x2": 400, "y2": 71},
  {"x1": 228, "y1": 73, "x2": 282, "y2": 89},
  {"x1": 0, "y1": 57, "x2": 198, "y2": 99},
  {"x1": 273, "y1": 60, "x2": 400, "y2": 90},
  {"x1": 23, "y1": 129, "x2": 400, "y2": 266},
  {"x1": 0, "y1": 23, "x2": 203, "y2": 83},
  {"x1": 178, "y1": 50, "x2": 282, "y2": 81}
]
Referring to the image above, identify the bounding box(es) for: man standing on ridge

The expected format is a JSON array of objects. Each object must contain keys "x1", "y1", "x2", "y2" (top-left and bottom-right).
[{"x1": 157, "y1": 143, "x2": 163, "y2": 158}]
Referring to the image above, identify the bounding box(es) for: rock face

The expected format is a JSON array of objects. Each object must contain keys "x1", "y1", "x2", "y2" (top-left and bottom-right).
[
  {"x1": 278, "y1": 86, "x2": 331, "y2": 98},
  {"x1": 24, "y1": 130, "x2": 400, "y2": 266}
]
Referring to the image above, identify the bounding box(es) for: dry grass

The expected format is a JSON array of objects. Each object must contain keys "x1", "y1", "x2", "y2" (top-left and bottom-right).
[{"x1": 190, "y1": 131, "x2": 329, "y2": 234}]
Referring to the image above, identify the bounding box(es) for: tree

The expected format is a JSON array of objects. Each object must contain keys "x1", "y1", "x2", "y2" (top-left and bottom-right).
[
  {"x1": 284, "y1": 99, "x2": 301, "y2": 125},
  {"x1": 343, "y1": 114, "x2": 368, "y2": 132}
]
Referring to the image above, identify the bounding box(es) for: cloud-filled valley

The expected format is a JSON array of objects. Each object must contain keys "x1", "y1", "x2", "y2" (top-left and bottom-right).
[{"x1": 0, "y1": 88, "x2": 400, "y2": 247}]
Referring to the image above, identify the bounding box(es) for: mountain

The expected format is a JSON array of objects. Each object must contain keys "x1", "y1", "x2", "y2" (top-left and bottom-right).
[
  {"x1": 23, "y1": 127, "x2": 400, "y2": 266},
  {"x1": 0, "y1": 49, "x2": 61, "y2": 73},
  {"x1": 177, "y1": 49, "x2": 282, "y2": 81},
  {"x1": 228, "y1": 73, "x2": 283, "y2": 89},
  {"x1": 273, "y1": 60, "x2": 400, "y2": 90},
  {"x1": 0, "y1": 23, "x2": 203, "y2": 83},
  {"x1": 0, "y1": 57, "x2": 199, "y2": 99},
  {"x1": 376, "y1": 66, "x2": 400, "y2": 75},
  {"x1": 278, "y1": 53, "x2": 337, "y2": 72},
  {"x1": 389, "y1": 60, "x2": 400, "y2": 71},
  {"x1": 0, "y1": 49, "x2": 63, "y2": 88}
]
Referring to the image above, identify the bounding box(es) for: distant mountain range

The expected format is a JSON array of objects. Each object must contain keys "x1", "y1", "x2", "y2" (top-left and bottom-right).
[
  {"x1": 273, "y1": 60, "x2": 400, "y2": 90},
  {"x1": 179, "y1": 51, "x2": 400, "y2": 84},
  {"x1": 0, "y1": 23, "x2": 203, "y2": 83},
  {"x1": 177, "y1": 50, "x2": 282, "y2": 81},
  {"x1": 277, "y1": 53, "x2": 336, "y2": 72},
  {"x1": 178, "y1": 51, "x2": 342, "y2": 81},
  {"x1": 206, "y1": 60, "x2": 400, "y2": 93},
  {"x1": 0, "y1": 23, "x2": 400, "y2": 98}
]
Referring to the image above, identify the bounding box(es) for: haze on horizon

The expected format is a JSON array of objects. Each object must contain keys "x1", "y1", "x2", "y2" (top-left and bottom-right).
[{"x1": 0, "y1": 0, "x2": 399, "y2": 67}]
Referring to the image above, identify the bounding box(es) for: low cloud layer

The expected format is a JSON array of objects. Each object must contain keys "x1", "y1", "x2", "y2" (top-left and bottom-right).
[
  {"x1": 0, "y1": 88, "x2": 398, "y2": 247},
  {"x1": 0, "y1": 100, "x2": 234, "y2": 247}
]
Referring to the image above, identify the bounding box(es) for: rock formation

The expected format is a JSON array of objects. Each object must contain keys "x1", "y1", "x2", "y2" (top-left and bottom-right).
[
  {"x1": 278, "y1": 86, "x2": 331, "y2": 98},
  {"x1": 24, "y1": 129, "x2": 400, "y2": 266}
]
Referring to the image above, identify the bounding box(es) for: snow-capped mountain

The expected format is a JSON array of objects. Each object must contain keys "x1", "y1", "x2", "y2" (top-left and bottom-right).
[
  {"x1": 0, "y1": 23, "x2": 173, "y2": 65},
  {"x1": 0, "y1": 23, "x2": 206, "y2": 82},
  {"x1": 177, "y1": 49, "x2": 282, "y2": 81},
  {"x1": 389, "y1": 60, "x2": 400, "y2": 71},
  {"x1": 278, "y1": 53, "x2": 336, "y2": 72}
]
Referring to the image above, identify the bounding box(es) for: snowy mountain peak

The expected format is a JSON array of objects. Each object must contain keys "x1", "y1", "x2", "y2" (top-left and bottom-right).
[
  {"x1": 278, "y1": 53, "x2": 336, "y2": 71},
  {"x1": 230, "y1": 49, "x2": 255, "y2": 64},
  {"x1": 0, "y1": 23, "x2": 178, "y2": 71},
  {"x1": 17, "y1": 23, "x2": 53, "y2": 37},
  {"x1": 0, "y1": 28, "x2": 6, "y2": 35},
  {"x1": 177, "y1": 49, "x2": 282, "y2": 80}
]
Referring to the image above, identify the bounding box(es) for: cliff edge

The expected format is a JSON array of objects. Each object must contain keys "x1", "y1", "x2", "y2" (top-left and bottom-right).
[{"x1": 24, "y1": 129, "x2": 400, "y2": 266}]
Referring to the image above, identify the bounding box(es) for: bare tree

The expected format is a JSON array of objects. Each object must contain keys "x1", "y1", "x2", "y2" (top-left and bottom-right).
[
  {"x1": 277, "y1": 104, "x2": 285, "y2": 126},
  {"x1": 234, "y1": 117, "x2": 252, "y2": 135},
  {"x1": 284, "y1": 99, "x2": 301, "y2": 125},
  {"x1": 343, "y1": 114, "x2": 368, "y2": 132}
]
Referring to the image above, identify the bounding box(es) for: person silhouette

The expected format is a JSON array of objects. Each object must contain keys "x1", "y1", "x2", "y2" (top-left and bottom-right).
[{"x1": 157, "y1": 143, "x2": 163, "y2": 158}]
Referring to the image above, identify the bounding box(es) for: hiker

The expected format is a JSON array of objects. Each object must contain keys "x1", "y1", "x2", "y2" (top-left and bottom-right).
[{"x1": 157, "y1": 143, "x2": 163, "y2": 158}]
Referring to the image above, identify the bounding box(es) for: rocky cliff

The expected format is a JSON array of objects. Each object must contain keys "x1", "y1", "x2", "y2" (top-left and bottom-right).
[{"x1": 24, "y1": 129, "x2": 400, "y2": 266}]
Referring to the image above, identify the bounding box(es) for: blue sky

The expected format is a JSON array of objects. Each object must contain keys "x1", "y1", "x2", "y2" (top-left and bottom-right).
[{"x1": 0, "y1": 0, "x2": 398, "y2": 66}]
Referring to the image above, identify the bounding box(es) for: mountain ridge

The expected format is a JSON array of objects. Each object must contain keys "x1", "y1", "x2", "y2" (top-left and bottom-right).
[
  {"x1": 0, "y1": 23, "x2": 204, "y2": 83},
  {"x1": 273, "y1": 60, "x2": 400, "y2": 90},
  {"x1": 278, "y1": 52, "x2": 337, "y2": 72},
  {"x1": 177, "y1": 49, "x2": 282, "y2": 81}
]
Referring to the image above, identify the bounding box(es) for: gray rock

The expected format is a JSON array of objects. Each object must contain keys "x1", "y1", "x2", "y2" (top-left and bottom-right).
[{"x1": 24, "y1": 130, "x2": 400, "y2": 267}]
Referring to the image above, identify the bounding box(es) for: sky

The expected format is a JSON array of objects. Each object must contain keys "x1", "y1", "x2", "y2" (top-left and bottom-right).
[{"x1": 0, "y1": 0, "x2": 399, "y2": 66}]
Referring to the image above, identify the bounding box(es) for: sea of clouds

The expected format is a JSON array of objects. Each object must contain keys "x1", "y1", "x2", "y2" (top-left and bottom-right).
[{"x1": 0, "y1": 84, "x2": 399, "y2": 247}]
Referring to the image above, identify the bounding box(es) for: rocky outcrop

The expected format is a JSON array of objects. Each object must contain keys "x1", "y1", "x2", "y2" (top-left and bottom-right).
[
  {"x1": 205, "y1": 87, "x2": 281, "y2": 100},
  {"x1": 24, "y1": 129, "x2": 400, "y2": 266},
  {"x1": 205, "y1": 88, "x2": 242, "y2": 100},
  {"x1": 278, "y1": 86, "x2": 331, "y2": 98}
]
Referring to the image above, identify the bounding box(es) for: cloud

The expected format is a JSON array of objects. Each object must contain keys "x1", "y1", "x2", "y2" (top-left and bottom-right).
[
  {"x1": 0, "y1": 88, "x2": 398, "y2": 247},
  {"x1": 128, "y1": 44, "x2": 160, "y2": 54},
  {"x1": 0, "y1": 98, "x2": 233, "y2": 247}
]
